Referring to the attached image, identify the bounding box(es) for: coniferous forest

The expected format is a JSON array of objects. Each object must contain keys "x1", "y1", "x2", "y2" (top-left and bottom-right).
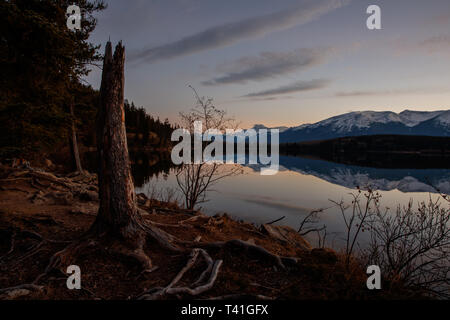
[{"x1": 0, "y1": 0, "x2": 175, "y2": 170}]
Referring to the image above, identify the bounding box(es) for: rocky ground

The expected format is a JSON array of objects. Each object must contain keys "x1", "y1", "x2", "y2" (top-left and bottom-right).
[{"x1": 0, "y1": 164, "x2": 411, "y2": 300}]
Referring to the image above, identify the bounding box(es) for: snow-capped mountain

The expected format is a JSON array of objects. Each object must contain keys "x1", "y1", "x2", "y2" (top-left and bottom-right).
[
  {"x1": 275, "y1": 110, "x2": 450, "y2": 143},
  {"x1": 398, "y1": 110, "x2": 446, "y2": 126}
]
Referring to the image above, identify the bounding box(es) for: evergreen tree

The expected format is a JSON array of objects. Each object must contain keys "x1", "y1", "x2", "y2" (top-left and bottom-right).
[{"x1": 0, "y1": 0, "x2": 106, "y2": 159}]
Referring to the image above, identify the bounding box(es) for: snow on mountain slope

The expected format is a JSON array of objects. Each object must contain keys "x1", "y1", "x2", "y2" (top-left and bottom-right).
[
  {"x1": 433, "y1": 110, "x2": 450, "y2": 127},
  {"x1": 291, "y1": 110, "x2": 449, "y2": 132},
  {"x1": 307, "y1": 111, "x2": 405, "y2": 132},
  {"x1": 399, "y1": 110, "x2": 446, "y2": 126},
  {"x1": 253, "y1": 110, "x2": 450, "y2": 143}
]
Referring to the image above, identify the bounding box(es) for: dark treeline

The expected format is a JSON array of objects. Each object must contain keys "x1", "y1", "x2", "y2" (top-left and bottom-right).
[
  {"x1": 124, "y1": 100, "x2": 177, "y2": 149},
  {"x1": 0, "y1": 0, "x2": 175, "y2": 171},
  {"x1": 280, "y1": 135, "x2": 450, "y2": 169},
  {"x1": 77, "y1": 99, "x2": 177, "y2": 152},
  {"x1": 0, "y1": 0, "x2": 106, "y2": 160}
]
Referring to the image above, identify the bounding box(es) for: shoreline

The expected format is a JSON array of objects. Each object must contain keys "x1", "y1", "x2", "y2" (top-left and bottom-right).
[{"x1": 0, "y1": 164, "x2": 418, "y2": 300}]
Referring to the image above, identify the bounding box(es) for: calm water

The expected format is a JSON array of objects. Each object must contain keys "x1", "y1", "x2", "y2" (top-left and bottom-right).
[{"x1": 135, "y1": 155, "x2": 450, "y2": 246}]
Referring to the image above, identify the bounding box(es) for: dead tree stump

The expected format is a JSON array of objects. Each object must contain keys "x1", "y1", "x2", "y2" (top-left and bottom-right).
[{"x1": 91, "y1": 41, "x2": 148, "y2": 257}]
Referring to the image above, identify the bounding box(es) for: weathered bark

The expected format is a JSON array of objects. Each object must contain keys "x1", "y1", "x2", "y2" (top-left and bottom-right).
[
  {"x1": 69, "y1": 100, "x2": 83, "y2": 173},
  {"x1": 91, "y1": 41, "x2": 145, "y2": 247}
]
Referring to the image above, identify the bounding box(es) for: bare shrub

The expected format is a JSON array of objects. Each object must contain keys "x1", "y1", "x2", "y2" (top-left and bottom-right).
[
  {"x1": 365, "y1": 196, "x2": 450, "y2": 298},
  {"x1": 297, "y1": 208, "x2": 329, "y2": 248},
  {"x1": 330, "y1": 188, "x2": 380, "y2": 267},
  {"x1": 175, "y1": 86, "x2": 242, "y2": 210},
  {"x1": 316, "y1": 187, "x2": 449, "y2": 297}
]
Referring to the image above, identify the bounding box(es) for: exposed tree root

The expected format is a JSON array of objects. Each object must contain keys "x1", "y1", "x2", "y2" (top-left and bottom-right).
[
  {"x1": 138, "y1": 248, "x2": 223, "y2": 300},
  {"x1": 150, "y1": 206, "x2": 198, "y2": 216},
  {"x1": 0, "y1": 230, "x2": 69, "y2": 267},
  {"x1": 6, "y1": 231, "x2": 16, "y2": 256},
  {"x1": 195, "y1": 239, "x2": 299, "y2": 270},
  {"x1": 0, "y1": 284, "x2": 44, "y2": 300},
  {"x1": 179, "y1": 215, "x2": 203, "y2": 224},
  {"x1": 0, "y1": 283, "x2": 44, "y2": 294},
  {"x1": 166, "y1": 260, "x2": 222, "y2": 296},
  {"x1": 192, "y1": 248, "x2": 214, "y2": 286},
  {"x1": 42, "y1": 238, "x2": 98, "y2": 276},
  {"x1": 146, "y1": 215, "x2": 206, "y2": 229},
  {"x1": 142, "y1": 222, "x2": 183, "y2": 252},
  {"x1": 107, "y1": 240, "x2": 153, "y2": 271},
  {"x1": 147, "y1": 220, "x2": 193, "y2": 229}
]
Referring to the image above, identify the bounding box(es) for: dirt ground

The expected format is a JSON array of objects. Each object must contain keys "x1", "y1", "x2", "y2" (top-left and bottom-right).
[{"x1": 0, "y1": 165, "x2": 411, "y2": 300}]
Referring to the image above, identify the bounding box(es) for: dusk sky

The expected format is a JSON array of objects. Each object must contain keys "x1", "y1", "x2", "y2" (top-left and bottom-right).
[{"x1": 86, "y1": 0, "x2": 450, "y2": 128}]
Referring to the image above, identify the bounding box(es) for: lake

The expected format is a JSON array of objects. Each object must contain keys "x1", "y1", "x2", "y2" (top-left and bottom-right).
[{"x1": 135, "y1": 155, "x2": 450, "y2": 247}]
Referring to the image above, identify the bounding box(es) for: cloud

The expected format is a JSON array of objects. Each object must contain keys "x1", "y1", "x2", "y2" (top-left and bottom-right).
[
  {"x1": 242, "y1": 79, "x2": 330, "y2": 98},
  {"x1": 202, "y1": 48, "x2": 329, "y2": 86},
  {"x1": 393, "y1": 34, "x2": 450, "y2": 56},
  {"x1": 129, "y1": 0, "x2": 350, "y2": 64},
  {"x1": 335, "y1": 90, "x2": 385, "y2": 97},
  {"x1": 427, "y1": 13, "x2": 450, "y2": 26},
  {"x1": 245, "y1": 96, "x2": 295, "y2": 102},
  {"x1": 418, "y1": 35, "x2": 450, "y2": 53},
  {"x1": 335, "y1": 87, "x2": 446, "y2": 97}
]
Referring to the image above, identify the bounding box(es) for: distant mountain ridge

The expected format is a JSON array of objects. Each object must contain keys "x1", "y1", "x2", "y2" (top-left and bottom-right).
[{"x1": 252, "y1": 110, "x2": 450, "y2": 143}]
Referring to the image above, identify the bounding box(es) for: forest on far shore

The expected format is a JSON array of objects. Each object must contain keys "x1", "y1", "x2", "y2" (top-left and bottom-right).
[{"x1": 280, "y1": 134, "x2": 450, "y2": 169}]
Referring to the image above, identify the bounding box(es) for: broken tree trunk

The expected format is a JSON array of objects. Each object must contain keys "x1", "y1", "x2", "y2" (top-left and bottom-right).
[{"x1": 91, "y1": 41, "x2": 148, "y2": 254}]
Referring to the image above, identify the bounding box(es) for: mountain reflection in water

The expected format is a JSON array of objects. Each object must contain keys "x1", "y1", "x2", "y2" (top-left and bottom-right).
[{"x1": 134, "y1": 154, "x2": 449, "y2": 246}]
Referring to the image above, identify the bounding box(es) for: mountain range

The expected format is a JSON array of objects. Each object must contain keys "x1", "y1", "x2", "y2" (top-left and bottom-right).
[{"x1": 253, "y1": 110, "x2": 450, "y2": 143}]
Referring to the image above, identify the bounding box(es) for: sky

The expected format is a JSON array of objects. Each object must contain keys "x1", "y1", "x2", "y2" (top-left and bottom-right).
[{"x1": 86, "y1": 0, "x2": 450, "y2": 128}]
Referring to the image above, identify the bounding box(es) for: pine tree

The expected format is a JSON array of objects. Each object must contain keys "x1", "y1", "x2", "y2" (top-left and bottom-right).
[{"x1": 0, "y1": 0, "x2": 106, "y2": 160}]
